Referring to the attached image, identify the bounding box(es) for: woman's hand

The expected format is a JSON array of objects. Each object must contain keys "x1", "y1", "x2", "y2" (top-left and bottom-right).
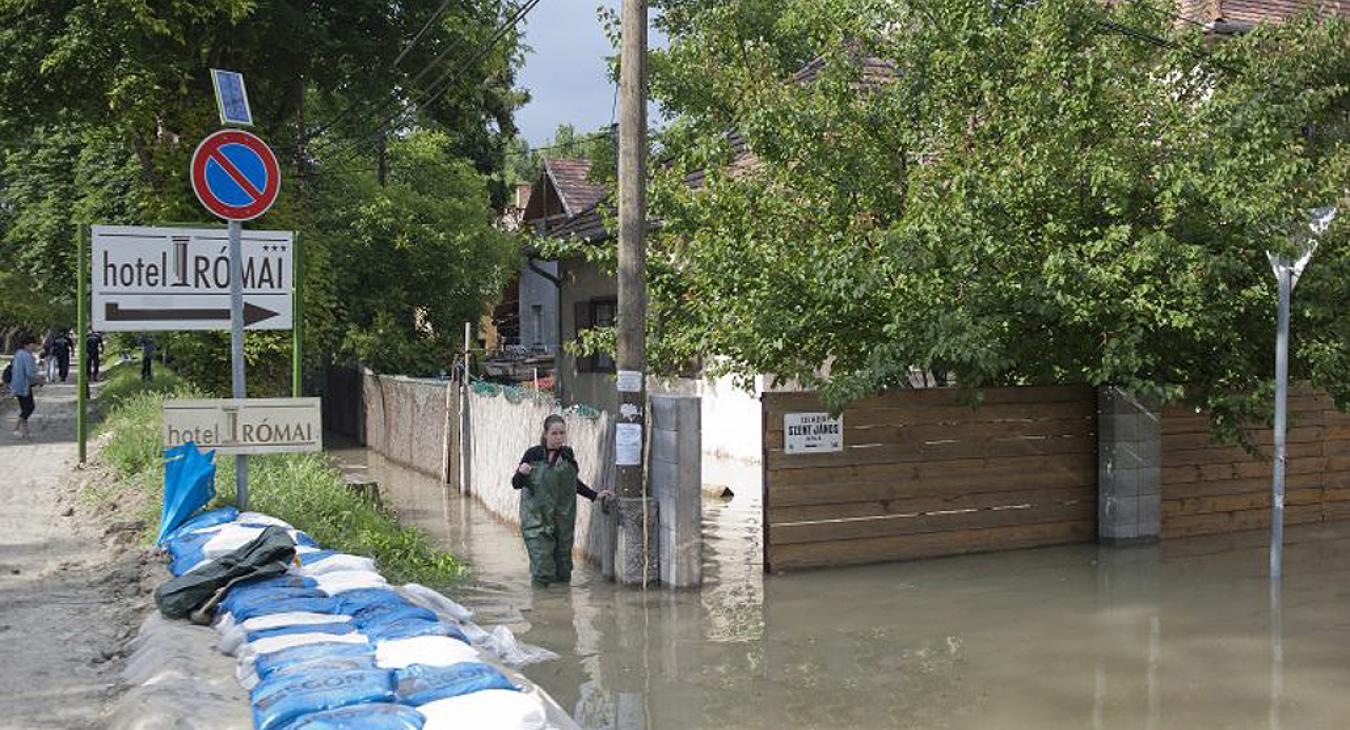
[{"x1": 517, "y1": 463, "x2": 533, "y2": 476}]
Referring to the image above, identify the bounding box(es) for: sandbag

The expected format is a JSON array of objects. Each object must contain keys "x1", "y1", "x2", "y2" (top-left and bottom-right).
[
  {"x1": 397, "y1": 584, "x2": 473, "y2": 623},
  {"x1": 220, "y1": 613, "x2": 354, "y2": 656},
  {"x1": 220, "y1": 586, "x2": 326, "y2": 619},
  {"x1": 251, "y1": 668, "x2": 394, "y2": 730},
  {"x1": 242, "y1": 630, "x2": 368, "y2": 659},
  {"x1": 314, "y1": 570, "x2": 389, "y2": 595},
  {"x1": 253, "y1": 643, "x2": 378, "y2": 682},
  {"x1": 375, "y1": 636, "x2": 481, "y2": 669},
  {"x1": 230, "y1": 596, "x2": 344, "y2": 623},
  {"x1": 349, "y1": 603, "x2": 439, "y2": 630},
  {"x1": 248, "y1": 621, "x2": 360, "y2": 643},
  {"x1": 244, "y1": 613, "x2": 353, "y2": 633},
  {"x1": 269, "y1": 655, "x2": 380, "y2": 680},
  {"x1": 154, "y1": 526, "x2": 297, "y2": 620},
  {"x1": 161, "y1": 506, "x2": 238, "y2": 545},
  {"x1": 236, "y1": 512, "x2": 293, "y2": 529},
  {"x1": 416, "y1": 689, "x2": 546, "y2": 730},
  {"x1": 335, "y1": 589, "x2": 410, "y2": 616},
  {"x1": 393, "y1": 662, "x2": 517, "y2": 707},
  {"x1": 361, "y1": 617, "x2": 467, "y2": 644},
  {"x1": 299, "y1": 553, "x2": 378, "y2": 577},
  {"x1": 276, "y1": 703, "x2": 424, "y2": 730}
]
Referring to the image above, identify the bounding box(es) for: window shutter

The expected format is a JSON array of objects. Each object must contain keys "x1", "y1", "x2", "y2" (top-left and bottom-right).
[{"x1": 573, "y1": 301, "x2": 593, "y2": 373}]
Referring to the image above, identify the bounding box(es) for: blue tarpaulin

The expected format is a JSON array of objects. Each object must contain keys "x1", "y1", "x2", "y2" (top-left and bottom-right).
[{"x1": 156, "y1": 442, "x2": 218, "y2": 545}]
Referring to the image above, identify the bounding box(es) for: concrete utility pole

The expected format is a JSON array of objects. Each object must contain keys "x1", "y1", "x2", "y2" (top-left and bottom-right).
[{"x1": 615, "y1": 0, "x2": 655, "y2": 586}]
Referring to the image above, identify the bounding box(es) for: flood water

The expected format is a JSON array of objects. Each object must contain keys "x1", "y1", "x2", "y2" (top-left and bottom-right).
[{"x1": 332, "y1": 446, "x2": 1350, "y2": 730}]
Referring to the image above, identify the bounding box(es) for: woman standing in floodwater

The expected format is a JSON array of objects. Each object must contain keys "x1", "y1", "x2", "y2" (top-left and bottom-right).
[{"x1": 512, "y1": 415, "x2": 614, "y2": 586}]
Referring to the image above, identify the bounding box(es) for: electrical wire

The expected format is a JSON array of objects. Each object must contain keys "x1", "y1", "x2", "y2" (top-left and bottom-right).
[
  {"x1": 315, "y1": 0, "x2": 542, "y2": 172},
  {"x1": 300, "y1": 0, "x2": 508, "y2": 156}
]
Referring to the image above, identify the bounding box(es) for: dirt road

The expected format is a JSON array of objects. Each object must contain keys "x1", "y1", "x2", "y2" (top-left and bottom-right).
[{"x1": 0, "y1": 382, "x2": 154, "y2": 730}]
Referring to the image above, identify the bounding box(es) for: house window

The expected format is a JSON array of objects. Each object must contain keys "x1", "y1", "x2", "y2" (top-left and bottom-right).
[
  {"x1": 590, "y1": 299, "x2": 616, "y2": 373},
  {"x1": 531, "y1": 305, "x2": 544, "y2": 346},
  {"x1": 572, "y1": 297, "x2": 617, "y2": 373}
]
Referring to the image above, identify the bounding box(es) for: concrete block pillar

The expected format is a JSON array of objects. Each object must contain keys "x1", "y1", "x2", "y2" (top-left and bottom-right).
[
  {"x1": 650, "y1": 395, "x2": 703, "y2": 587},
  {"x1": 1098, "y1": 386, "x2": 1162, "y2": 544}
]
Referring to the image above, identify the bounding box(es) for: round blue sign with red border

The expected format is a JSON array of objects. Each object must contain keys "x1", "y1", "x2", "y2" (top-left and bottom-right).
[{"x1": 190, "y1": 130, "x2": 281, "y2": 221}]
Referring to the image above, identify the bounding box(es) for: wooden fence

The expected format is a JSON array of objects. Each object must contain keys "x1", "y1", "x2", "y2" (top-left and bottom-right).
[
  {"x1": 1161, "y1": 389, "x2": 1350, "y2": 538},
  {"x1": 762, "y1": 385, "x2": 1098, "y2": 571}
]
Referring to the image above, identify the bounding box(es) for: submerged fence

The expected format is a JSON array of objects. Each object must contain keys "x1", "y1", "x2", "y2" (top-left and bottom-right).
[{"x1": 325, "y1": 368, "x2": 615, "y2": 569}]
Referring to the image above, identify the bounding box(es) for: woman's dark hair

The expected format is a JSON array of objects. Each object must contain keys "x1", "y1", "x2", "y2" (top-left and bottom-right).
[
  {"x1": 17, "y1": 333, "x2": 37, "y2": 347},
  {"x1": 539, "y1": 414, "x2": 566, "y2": 446}
]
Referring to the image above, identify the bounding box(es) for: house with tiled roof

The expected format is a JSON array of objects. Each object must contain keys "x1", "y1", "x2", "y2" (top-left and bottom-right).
[
  {"x1": 1178, "y1": 0, "x2": 1349, "y2": 33},
  {"x1": 504, "y1": 158, "x2": 608, "y2": 362}
]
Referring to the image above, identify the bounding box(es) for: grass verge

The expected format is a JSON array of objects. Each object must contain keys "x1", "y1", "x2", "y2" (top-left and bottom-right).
[{"x1": 87, "y1": 366, "x2": 466, "y2": 585}]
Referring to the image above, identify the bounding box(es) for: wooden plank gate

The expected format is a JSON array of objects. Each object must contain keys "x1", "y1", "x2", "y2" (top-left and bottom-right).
[
  {"x1": 762, "y1": 385, "x2": 1099, "y2": 571},
  {"x1": 1161, "y1": 389, "x2": 1350, "y2": 538}
]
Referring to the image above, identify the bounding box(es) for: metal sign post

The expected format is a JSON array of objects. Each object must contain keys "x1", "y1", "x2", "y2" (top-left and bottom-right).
[
  {"x1": 1266, "y1": 206, "x2": 1336, "y2": 581},
  {"x1": 228, "y1": 219, "x2": 248, "y2": 507},
  {"x1": 188, "y1": 77, "x2": 281, "y2": 510}
]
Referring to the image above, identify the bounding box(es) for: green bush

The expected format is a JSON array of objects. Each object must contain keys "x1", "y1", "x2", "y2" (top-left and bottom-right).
[{"x1": 91, "y1": 366, "x2": 466, "y2": 586}]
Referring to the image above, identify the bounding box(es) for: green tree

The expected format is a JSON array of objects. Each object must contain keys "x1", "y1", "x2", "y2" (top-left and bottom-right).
[
  {"x1": 0, "y1": 0, "x2": 525, "y2": 381},
  {"x1": 636, "y1": 0, "x2": 1349, "y2": 435}
]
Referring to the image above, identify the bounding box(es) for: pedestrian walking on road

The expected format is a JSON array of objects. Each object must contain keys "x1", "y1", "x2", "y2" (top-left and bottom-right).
[
  {"x1": 7, "y1": 334, "x2": 42, "y2": 439},
  {"x1": 50, "y1": 330, "x2": 72, "y2": 383},
  {"x1": 511, "y1": 415, "x2": 615, "y2": 586},
  {"x1": 138, "y1": 335, "x2": 156, "y2": 383},
  {"x1": 41, "y1": 330, "x2": 58, "y2": 382},
  {"x1": 86, "y1": 330, "x2": 104, "y2": 382}
]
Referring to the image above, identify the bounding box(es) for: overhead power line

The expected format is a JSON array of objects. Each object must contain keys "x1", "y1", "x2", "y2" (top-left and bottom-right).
[
  {"x1": 306, "y1": 0, "x2": 544, "y2": 173},
  {"x1": 301, "y1": 0, "x2": 506, "y2": 157}
]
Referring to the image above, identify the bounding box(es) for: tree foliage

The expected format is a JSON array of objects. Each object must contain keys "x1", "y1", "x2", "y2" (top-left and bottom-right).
[
  {"x1": 640, "y1": 0, "x2": 1349, "y2": 435},
  {"x1": 0, "y1": 0, "x2": 522, "y2": 384}
]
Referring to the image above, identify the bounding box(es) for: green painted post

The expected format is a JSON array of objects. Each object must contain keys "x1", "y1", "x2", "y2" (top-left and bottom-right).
[
  {"x1": 292, "y1": 232, "x2": 302, "y2": 397},
  {"x1": 77, "y1": 225, "x2": 88, "y2": 463}
]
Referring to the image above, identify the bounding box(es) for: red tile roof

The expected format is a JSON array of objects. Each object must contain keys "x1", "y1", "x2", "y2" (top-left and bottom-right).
[
  {"x1": 791, "y1": 55, "x2": 899, "y2": 87},
  {"x1": 542, "y1": 158, "x2": 607, "y2": 218},
  {"x1": 1179, "y1": 0, "x2": 1350, "y2": 27}
]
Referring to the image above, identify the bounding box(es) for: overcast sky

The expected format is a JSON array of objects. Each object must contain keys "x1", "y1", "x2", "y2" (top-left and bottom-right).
[{"x1": 514, "y1": 1, "x2": 665, "y2": 146}]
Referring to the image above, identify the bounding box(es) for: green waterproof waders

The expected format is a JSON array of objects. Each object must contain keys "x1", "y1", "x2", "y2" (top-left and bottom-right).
[{"x1": 519, "y1": 454, "x2": 579, "y2": 584}]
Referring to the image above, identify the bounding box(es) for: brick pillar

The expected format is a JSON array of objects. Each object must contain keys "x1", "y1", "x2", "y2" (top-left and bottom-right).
[
  {"x1": 650, "y1": 395, "x2": 702, "y2": 587},
  {"x1": 1098, "y1": 386, "x2": 1162, "y2": 544}
]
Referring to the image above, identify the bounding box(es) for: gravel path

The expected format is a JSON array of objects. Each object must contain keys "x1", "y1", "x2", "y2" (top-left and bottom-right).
[{"x1": 0, "y1": 382, "x2": 154, "y2": 730}]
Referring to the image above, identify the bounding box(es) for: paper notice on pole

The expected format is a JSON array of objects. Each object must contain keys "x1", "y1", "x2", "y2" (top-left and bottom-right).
[
  {"x1": 616, "y1": 370, "x2": 643, "y2": 393},
  {"x1": 616, "y1": 423, "x2": 642, "y2": 466}
]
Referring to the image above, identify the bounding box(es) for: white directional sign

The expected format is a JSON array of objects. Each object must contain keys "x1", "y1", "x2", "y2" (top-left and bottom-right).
[
  {"x1": 92, "y1": 225, "x2": 293, "y2": 331},
  {"x1": 163, "y1": 398, "x2": 322, "y2": 455}
]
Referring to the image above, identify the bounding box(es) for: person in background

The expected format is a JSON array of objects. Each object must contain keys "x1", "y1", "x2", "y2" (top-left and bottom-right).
[
  {"x1": 511, "y1": 414, "x2": 615, "y2": 586},
  {"x1": 138, "y1": 334, "x2": 155, "y2": 383},
  {"x1": 50, "y1": 329, "x2": 72, "y2": 383},
  {"x1": 85, "y1": 330, "x2": 104, "y2": 382},
  {"x1": 10, "y1": 334, "x2": 42, "y2": 439},
  {"x1": 41, "y1": 329, "x2": 57, "y2": 382}
]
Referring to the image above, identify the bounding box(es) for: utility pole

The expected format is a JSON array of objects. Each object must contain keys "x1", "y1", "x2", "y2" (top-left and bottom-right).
[{"x1": 615, "y1": 0, "x2": 655, "y2": 586}]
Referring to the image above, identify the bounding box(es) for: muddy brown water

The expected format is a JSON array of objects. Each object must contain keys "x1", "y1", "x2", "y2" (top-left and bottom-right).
[{"x1": 332, "y1": 447, "x2": 1350, "y2": 730}]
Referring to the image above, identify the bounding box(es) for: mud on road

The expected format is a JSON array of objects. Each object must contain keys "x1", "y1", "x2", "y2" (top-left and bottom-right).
[{"x1": 0, "y1": 383, "x2": 164, "y2": 730}]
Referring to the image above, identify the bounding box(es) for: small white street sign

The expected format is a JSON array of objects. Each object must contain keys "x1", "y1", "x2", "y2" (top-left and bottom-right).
[
  {"x1": 784, "y1": 412, "x2": 844, "y2": 454},
  {"x1": 92, "y1": 225, "x2": 293, "y2": 331},
  {"x1": 163, "y1": 398, "x2": 322, "y2": 455}
]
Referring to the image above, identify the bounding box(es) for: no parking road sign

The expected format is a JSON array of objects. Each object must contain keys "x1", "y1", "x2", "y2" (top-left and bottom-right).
[{"x1": 191, "y1": 129, "x2": 281, "y2": 221}]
